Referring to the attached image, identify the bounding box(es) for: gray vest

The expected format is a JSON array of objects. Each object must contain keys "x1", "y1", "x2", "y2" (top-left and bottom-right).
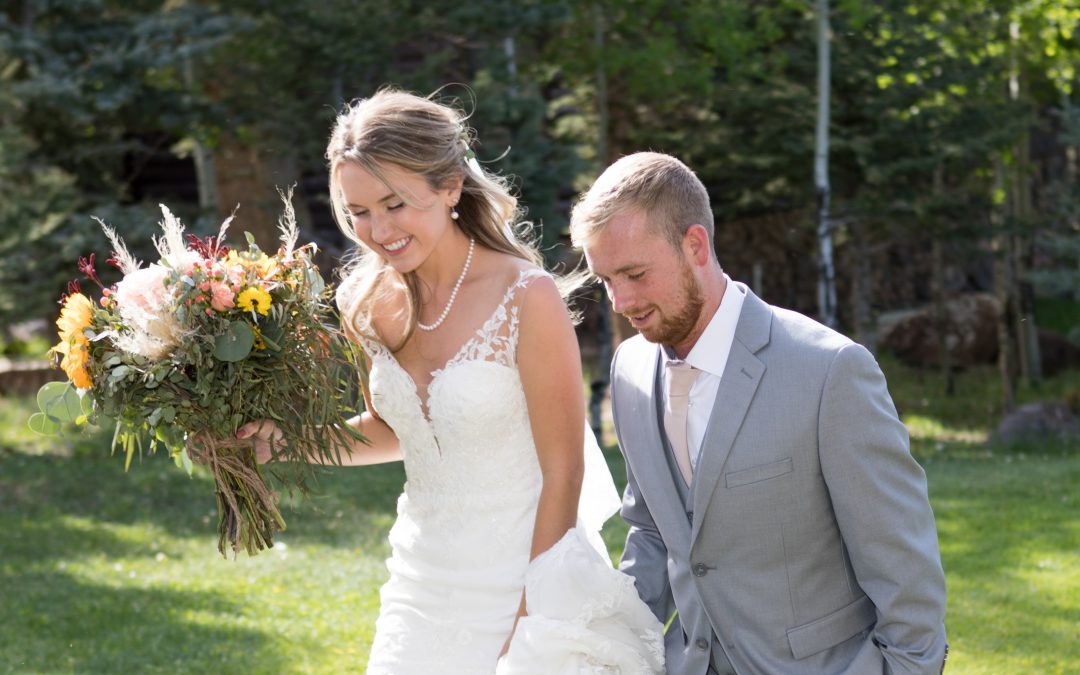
[{"x1": 654, "y1": 365, "x2": 737, "y2": 675}]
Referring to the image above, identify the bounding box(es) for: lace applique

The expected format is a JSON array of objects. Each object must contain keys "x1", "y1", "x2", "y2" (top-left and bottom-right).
[
  {"x1": 437, "y1": 267, "x2": 548, "y2": 376},
  {"x1": 359, "y1": 267, "x2": 548, "y2": 420}
]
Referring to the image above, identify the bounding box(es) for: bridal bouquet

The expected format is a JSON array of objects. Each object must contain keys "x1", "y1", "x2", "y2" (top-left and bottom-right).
[{"x1": 31, "y1": 200, "x2": 365, "y2": 557}]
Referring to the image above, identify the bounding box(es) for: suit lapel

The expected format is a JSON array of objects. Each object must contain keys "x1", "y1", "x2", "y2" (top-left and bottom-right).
[
  {"x1": 622, "y1": 340, "x2": 692, "y2": 552},
  {"x1": 690, "y1": 287, "x2": 771, "y2": 548}
]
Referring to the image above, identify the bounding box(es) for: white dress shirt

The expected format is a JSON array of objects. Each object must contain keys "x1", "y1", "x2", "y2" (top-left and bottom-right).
[{"x1": 663, "y1": 275, "x2": 746, "y2": 472}]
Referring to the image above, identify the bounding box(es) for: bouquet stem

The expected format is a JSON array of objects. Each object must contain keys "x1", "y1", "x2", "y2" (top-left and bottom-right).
[{"x1": 190, "y1": 435, "x2": 285, "y2": 557}]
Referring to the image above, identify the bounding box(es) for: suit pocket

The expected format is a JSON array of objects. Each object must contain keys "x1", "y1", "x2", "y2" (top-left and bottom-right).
[
  {"x1": 786, "y1": 594, "x2": 876, "y2": 660},
  {"x1": 725, "y1": 457, "x2": 793, "y2": 488}
]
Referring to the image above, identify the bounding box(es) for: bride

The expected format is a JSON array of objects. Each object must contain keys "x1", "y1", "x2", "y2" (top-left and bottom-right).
[{"x1": 239, "y1": 88, "x2": 663, "y2": 674}]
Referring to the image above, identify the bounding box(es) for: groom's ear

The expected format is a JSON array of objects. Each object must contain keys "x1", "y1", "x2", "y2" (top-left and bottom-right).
[{"x1": 682, "y1": 224, "x2": 711, "y2": 266}]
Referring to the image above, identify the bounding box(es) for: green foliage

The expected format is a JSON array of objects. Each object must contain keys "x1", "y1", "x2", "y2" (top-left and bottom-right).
[
  {"x1": 1027, "y1": 103, "x2": 1080, "y2": 304},
  {"x1": 4, "y1": 0, "x2": 1080, "y2": 332},
  {"x1": 0, "y1": 2, "x2": 241, "y2": 332},
  {"x1": 1035, "y1": 296, "x2": 1080, "y2": 343},
  {"x1": 2, "y1": 1, "x2": 239, "y2": 194}
]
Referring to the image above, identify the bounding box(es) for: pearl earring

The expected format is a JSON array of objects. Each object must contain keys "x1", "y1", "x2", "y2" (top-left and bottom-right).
[{"x1": 450, "y1": 205, "x2": 460, "y2": 220}]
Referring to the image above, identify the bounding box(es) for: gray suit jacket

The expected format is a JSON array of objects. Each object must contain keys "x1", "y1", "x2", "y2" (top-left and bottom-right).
[{"x1": 611, "y1": 285, "x2": 947, "y2": 674}]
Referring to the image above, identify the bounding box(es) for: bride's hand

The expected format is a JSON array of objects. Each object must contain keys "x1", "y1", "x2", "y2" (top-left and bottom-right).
[{"x1": 236, "y1": 419, "x2": 284, "y2": 464}]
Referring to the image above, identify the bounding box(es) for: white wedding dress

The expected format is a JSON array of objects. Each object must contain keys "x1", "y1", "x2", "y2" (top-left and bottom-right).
[{"x1": 357, "y1": 268, "x2": 664, "y2": 675}]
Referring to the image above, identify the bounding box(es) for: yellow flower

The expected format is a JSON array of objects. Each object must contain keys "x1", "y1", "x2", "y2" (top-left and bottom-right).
[
  {"x1": 251, "y1": 325, "x2": 267, "y2": 351},
  {"x1": 226, "y1": 249, "x2": 279, "y2": 280},
  {"x1": 52, "y1": 293, "x2": 94, "y2": 389},
  {"x1": 237, "y1": 286, "x2": 272, "y2": 316}
]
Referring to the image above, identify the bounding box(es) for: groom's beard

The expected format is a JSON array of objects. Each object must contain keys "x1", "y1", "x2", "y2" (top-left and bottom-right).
[{"x1": 636, "y1": 260, "x2": 705, "y2": 348}]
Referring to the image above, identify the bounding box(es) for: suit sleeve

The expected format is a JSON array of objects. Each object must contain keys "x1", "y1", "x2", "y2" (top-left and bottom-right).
[
  {"x1": 818, "y1": 342, "x2": 948, "y2": 674},
  {"x1": 611, "y1": 345, "x2": 675, "y2": 625}
]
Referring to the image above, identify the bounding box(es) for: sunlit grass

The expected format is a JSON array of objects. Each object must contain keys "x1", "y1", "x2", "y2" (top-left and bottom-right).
[
  {"x1": 928, "y1": 455, "x2": 1079, "y2": 674},
  {"x1": 904, "y1": 413, "x2": 987, "y2": 444}
]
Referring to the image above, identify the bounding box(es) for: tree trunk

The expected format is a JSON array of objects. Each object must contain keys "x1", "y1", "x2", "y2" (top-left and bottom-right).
[
  {"x1": 930, "y1": 165, "x2": 954, "y2": 395},
  {"x1": 992, "y1": 158, "x2": 1018, "y2": 412},
  {"x1": 183, "y1": 53, "x2": 217, "y2": 212},
  {"x1": 814, "y1": 0, "x2": 837, "y2": 329},
  {"x1": 930, "y1": 238, "x2": 954, "y2": 396},
  {"x1": 211, "y1": 136, "x2": 312, "y2": 253},
  {"x1": 1067, "y1": 107, "x2": 1080, "y2": 302},
  {"x1": 1007, "y1": 18, "x2": 1042, "y2": 387},
  {"x1": 591, "y1": 3, "x2": 615, "y2": 444},
  {"x1": 503, "y1": 36, "x2": 518, "y2": 95}
]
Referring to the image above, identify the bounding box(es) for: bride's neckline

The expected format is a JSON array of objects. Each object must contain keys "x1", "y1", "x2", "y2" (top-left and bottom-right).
[{"x1": 375, "y1": 267, "x2": 540, "y2": 417}]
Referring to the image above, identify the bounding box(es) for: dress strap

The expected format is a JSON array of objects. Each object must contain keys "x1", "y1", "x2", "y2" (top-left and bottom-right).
[
  {"x1": 501, "y1": 268, "x2": 549, "y2": 356},
  {"x1": 442, "y1": 267, "x2": 550, "y2": 372}
]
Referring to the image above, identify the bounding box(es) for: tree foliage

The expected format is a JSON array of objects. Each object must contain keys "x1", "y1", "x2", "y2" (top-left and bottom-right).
[{"x1": 2, "y1": 0, "x2": 1079, "y2": 343}]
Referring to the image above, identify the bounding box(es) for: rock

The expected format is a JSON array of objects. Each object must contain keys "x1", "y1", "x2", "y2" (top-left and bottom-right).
[
  {"x1": 878, "y1": 293, "x2": 1000, "y2": 369},
  {"x1": 993, "y1": 401, "x2": 1080, "y2": 445}
]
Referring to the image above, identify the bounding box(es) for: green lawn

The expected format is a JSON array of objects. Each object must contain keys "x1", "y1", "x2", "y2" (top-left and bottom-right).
[{"x1": 1, "y1": 360, "x2": 1077, "y2": 674}]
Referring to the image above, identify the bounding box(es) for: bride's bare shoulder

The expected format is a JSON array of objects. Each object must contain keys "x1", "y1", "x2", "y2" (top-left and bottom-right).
[{"x1": 470, "y1": 249, "x2": 546, "y2": 290}]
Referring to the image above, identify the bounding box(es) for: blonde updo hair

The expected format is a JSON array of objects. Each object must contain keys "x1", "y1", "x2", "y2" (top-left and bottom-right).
[{"x1": 328, "y1": 88, "x2": 544, "y2": 350}]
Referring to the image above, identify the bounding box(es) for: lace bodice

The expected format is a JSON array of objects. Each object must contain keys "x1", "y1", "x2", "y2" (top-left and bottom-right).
[{"x1": 359, "y1": 268, "x2": 548, "y2": 538}]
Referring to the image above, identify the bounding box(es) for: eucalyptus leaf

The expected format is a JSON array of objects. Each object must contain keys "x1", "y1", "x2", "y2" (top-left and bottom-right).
[
  {"x1": 214, "y1": 321, "x2": 255, "y2": 362},
  {"x1": 37, "y1": 382, "x2": 83, "y2": 423},
  {"x1": 307, "y1": 267, "x2": 325, "y2": 296},
  {"x1": 80, "y1": 391, "x2": 94, "y2": 416},
  {"x1": 177, "y1": 447, "x2": 194, "y2": 476},
  {"x1": 28, "y1": 412, "x2": 61, "y2": 435}
]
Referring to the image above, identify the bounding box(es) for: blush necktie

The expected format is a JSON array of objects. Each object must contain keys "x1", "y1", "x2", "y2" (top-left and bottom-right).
[{"x1": 665, "y1": 360, "x2": 701, "y2": 486}]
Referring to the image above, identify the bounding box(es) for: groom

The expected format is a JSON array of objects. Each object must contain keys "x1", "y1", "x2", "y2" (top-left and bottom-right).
[{"x1": 571, "y1": 152, "x2": 947, "y2": 674}]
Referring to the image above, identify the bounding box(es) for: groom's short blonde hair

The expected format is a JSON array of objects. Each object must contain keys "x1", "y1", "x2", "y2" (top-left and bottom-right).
[{"x1": 569, "y1": 152, "x2": 713, "y2": 251}]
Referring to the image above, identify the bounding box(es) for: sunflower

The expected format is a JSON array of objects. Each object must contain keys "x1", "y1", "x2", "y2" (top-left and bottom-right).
[
  {"x1": 237, "y1": 286, "x2": 272, "y2": 316},
  {"x1": 52, "y1": 292, "x2": 94, "y2": 389}
]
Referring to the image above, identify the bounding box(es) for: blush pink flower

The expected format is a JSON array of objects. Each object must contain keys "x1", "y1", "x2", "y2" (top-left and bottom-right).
[
  {"x1": 209, "y1": 281, "x2": 236, "y2": 312},
  {"x1": 112, "y1": 263, "x2": 184, "y2": 359},
  {"x1": 114, "y1": 264, "x2": 170, "y2": 314}
]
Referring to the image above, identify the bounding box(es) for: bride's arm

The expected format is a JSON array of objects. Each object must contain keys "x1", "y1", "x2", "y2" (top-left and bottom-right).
[
  {"x1": 237, "y1": 411, "x2": 402, "y2": 466},
  {"x1": 519, "y1": 276, "x2": 586, "y2": 554},
  {"x1": 501, "y1": 275, "x2": 586, "y2": 650}
]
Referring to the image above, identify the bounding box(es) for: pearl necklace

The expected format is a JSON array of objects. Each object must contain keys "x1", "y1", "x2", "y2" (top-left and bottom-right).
[{"x1": 418, "y1": 238, "x2": 475, "y2": 332}]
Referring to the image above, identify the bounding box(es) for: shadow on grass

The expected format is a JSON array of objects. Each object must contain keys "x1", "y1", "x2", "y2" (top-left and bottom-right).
[
  {"x1": 0, "y1": 507, "x2": 297, "y2": 673},
  {"x1": 0, "y1": 567, "x2": 292, "y2": 672},
  {"x1": 0, "y1": 440, "x2": 407, "y2": 559}
]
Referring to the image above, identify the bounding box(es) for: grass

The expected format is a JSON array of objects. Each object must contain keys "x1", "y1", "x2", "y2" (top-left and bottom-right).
[{"x1": 1, "y1": 360, "x2": 1078, "y2": 674}]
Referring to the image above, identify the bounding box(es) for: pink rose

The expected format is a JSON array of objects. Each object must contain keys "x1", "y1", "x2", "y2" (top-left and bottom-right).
[{"x1": 209, "y1": 281, "x2": 235, "y2": 312}]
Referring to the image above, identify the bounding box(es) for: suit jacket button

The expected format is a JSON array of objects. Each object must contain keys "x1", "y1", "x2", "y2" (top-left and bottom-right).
[
  {"x1": 693, "y1": 563, "x2": 708, "y2": 576},
  {"x1": 695, "y1": 638, "x2": 709, "y2": 650}
]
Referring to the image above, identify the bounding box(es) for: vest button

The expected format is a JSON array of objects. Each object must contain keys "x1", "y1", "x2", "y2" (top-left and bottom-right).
[{"x1": 693, "y1": 563, "x2": 708, "y2": 577}]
